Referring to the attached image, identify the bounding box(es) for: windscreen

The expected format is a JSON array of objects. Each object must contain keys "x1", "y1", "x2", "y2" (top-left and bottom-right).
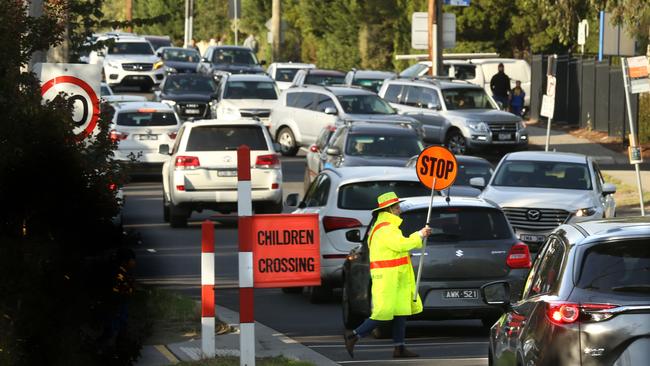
[
  {"x1": 162, "y1": 48, "x2": 200, "y2": 62},
  {"x1": 116, "y1": 112, "x2": 177, "y2": 126},
  {"x1": 186, "y1": 126, "x2": 268, "y2": 151},
  {"x1": 400, "y1": 207, "x2": 512, "y2": 241},
  {"x1": 441, "y1": 88, "x2": 495, "y2": 110},
  {"x1": 304, "y1": 74, "x2": 345, "y2": 86},
  {"x1": 400, "y1": 63, "x2": 429, "y2": 78},
  {"x1": 577, "y1": 240, "x2": 650, "y2": 294},
  {"x1": 345, "y1": 134, "x2": 423, "y2": 157},
  {"x1": 336, "y1": 94, "x2": 396, "y2": 114},
  {"x1": 223, "y1": 81, "x2": 278, "y2": 100},
  {"x1": 212, "y1": 48, "x2": 258, "y2": 65},
  {"x1": 338, "y1": 181, "x2": 431, "y2": 210},
  {"x1": 352, "y1": 78, "x2": 386, "y2": 93},
  {"x1": 275, "y1": 68, "x2": 300, "y2": 82},
  {"x1": 108, "y1": 42, "x2": 154, "y2": 55},
  {"x1": 492, "y1": 160, "x2": 592, "y2": 190},
  {"x1": 455, "y1": 160, "x2": 493, "y2": 186},
  {"x1": 452, "y1": 65, "x2": 477, "y2": 80},
  {"x1": 163, "y1": 76, "x2": 217, "y2": 94}
]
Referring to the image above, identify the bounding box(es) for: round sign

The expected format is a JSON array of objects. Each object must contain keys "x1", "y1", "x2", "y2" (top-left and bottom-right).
[
  {"x1": 415, "y1": 146, "x2": 458, "y2": 190},
  {"x1": 41, "y1": 76, "x2": 100, "y2": 139}
]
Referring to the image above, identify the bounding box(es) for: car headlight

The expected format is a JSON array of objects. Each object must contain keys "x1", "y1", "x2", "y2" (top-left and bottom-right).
[
  {"x1": 575, "y1": 207, "x2": 597, "y2": 217},
  {"x1": 209, "y1": 99, "x2": 218, "y2": 107},
  {"x1": 161, "y1": 99, "x2": 176, "y2": 106},
  {"x1": 153, "y1": 61, "x2": 164, "y2": 70},
  {"x1": 468, "y1": 120, "x2": 488, "y2": 132},
  {"x1": 164, "y1": 66, "x2": 177, "y2": 73}
]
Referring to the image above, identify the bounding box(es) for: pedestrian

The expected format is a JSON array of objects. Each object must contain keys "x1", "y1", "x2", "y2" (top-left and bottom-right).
[
  {"x1": 243, "y1": 34, "x2": 258, "y2": 53},
  {"x1": 343, "y1": 192, "x2": 432, "y2": 359},
  {"x1": 188, "y1": 38, "x2": 200, "y2": 53},
  {"x1": 490, "y1": 63, "x2": 511, "y2": 110},
  {"x1": 509, "y1": 80, "x2": 526, "y2": 117}
]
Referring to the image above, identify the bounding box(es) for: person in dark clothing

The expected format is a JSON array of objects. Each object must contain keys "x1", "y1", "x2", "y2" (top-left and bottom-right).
[{"x1": 490, "y1": 63, "x2": 511, "y2": 110}]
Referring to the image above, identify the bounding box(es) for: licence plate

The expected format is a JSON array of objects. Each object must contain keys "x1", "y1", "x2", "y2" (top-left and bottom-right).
[
  {"x1": 498, "y1": 133, "x2": 512, "y2": 140},
  {"x1": 217, "y1": 169, "x2": 237, "y2": 177},
  {"x1": 185, "y1": 109, "x2": 200, "y2": 114},
  {"x1": 520, "y1": 234, "x2": 546, "y2": 243},
  {"x1": 443, "y1": 289, "x2": 478, "y2": 299},
  {"x1": 139, "y1": 134, "x2": 158, "y2": 140}
]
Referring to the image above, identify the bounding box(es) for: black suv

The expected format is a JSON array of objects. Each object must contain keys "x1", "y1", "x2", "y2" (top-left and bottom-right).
[
  {"x1": 154, "y1": 74, "x2": 218, "y2": 120},
  {"x1": 197, "y1": 46, "x2": 265, "y2": 78}
]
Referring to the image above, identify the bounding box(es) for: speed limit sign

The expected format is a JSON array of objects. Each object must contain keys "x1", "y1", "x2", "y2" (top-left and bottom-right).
[{"x1": 35, "y1": 63, "x2": 102, "y2": 139}]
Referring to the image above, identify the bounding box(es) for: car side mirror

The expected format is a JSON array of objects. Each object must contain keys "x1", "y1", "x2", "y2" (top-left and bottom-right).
[
  {"x1": 324, "y1": 107, "x2": 337, "y2": 115},
  {"x1": 273, "y1": 142, "x2": 281, "y2": 152},
  {"x1": 469, "y1": 177, "x2": 486, "y2": 189},
  {"x1": 326, "y1": 147, "x2": 341, "y2": 156},
  {"x1": 602, "y1": 183, "x2": 616, "y2": 195},
  {"x1": 158, "y1": 144, "x2": 170, "y2": 155},
  {"x1": 201, "y1": 57, "x2": 209, "y2": 62},
  {"x1": 481, "y1": 281, "x2": 511, "y2": 308},
  {"x1": 260, "y1": 60, "x2": 267, "y2": 66},
  {"x1": 285, "y1": 193, "x2": 300, "y2": 207},
  {"x1": 346, "y1": 229, "x2": 362, "y2": 243},
  {"x1": 427, "y1": 102, "x2": 441, "y2": 111},
  {"x1": 156, "y1": 52, "x2": 162, "y2": 57}
]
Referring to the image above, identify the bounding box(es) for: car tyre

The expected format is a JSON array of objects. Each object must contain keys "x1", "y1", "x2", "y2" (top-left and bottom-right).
[
  {"x1": 307, "y1": 285, "x2": 332, "y2": 304},
  {"x1": 277, "y1": 127, "x2": 298, "y2": 156},
  {"x1": 162, "y1": 195, "x2": 170, "y2": 223},
  {"x1": 281, "y1": 287, "x2": 303, "y2": 294},
  {"x1": 169, "y1": 203, "x2": 188, "y2": 228},
  {"x1": 342, "y1": 283, "x2": 364, "y2": 329},
  {"x1": 445, "y1": 129, "x2": 467, "y2": 155}
]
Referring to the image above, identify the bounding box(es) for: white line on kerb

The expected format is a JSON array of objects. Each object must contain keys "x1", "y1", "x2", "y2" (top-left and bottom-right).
[
  {"x1": 309, "y1": 341, "x2": 489, "y2": 348},
  {"x1": 337, "y1": 357, "x2": 488, "y2": 364}
]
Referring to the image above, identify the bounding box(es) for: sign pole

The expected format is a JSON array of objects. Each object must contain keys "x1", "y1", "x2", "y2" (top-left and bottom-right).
[
  {"x1": 414, "y1": 178, "x2": 436, "y2": 302},
  {"x1": 201, "y1": 220, "x2": 216, "y2": 357},
  {"x1": 621, "y1": 58, "x2": 646, "y2": 216}
]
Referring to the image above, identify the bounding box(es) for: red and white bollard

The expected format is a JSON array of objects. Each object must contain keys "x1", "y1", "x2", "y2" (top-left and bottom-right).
[
  {"x1": 237, "y1": 145, "x2": 255, "y2": 366},
  {"x1": 201, "y1": 220, "x2": 216, "y2": 357}
]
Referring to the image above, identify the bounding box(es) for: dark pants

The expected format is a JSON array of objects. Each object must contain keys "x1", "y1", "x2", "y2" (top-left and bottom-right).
[
  {"x1": 354, "y1": 316, "x2": 408, "y2": 346},
  {"x1": 493, "y1": 95, "x2": 508, "y2": 110}
]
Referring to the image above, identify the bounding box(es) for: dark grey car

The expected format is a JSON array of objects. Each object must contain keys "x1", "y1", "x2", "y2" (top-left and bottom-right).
[
  {"x1": 481, "y1": 217, "x2": 650, "y2": 366},
  {"x1": 342, "y1": 196, "x2": 531, "y2": 331}
]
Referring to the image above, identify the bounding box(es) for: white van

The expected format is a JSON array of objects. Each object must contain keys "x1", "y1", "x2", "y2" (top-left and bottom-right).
[{"x1": 400, "y1": 58, "x2": 531, "y2": 107}]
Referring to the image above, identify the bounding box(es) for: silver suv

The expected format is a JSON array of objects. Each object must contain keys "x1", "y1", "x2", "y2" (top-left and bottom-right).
[
  {"x1": 378, "y1": 78, "x2": 528, "y2": 154},
  {"x1": 269, "y1": 85, "x2": 420, "y2": 156}
]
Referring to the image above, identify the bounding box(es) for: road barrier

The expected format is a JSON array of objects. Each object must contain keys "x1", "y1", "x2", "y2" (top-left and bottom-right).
[{"x1": 201, "y1": 220, "x2": 216, "y2": 357}]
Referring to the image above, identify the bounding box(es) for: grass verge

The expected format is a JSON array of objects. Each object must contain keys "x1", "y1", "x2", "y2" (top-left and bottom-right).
[
  {"x1": 602, "y1": 173, "x2": 650, "y2": 211},
  {"x1": 177, "y1": 356, "x2": 314, "y2": 366}
]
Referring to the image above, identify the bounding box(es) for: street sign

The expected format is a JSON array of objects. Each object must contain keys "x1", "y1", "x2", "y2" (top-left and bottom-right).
[
  {"x1": 603, "y1": 12, "x2": 635, "y2": 56},
  {"x1": 411, "y1": 12, "x2": 428, "y2": 50},
  {"x1": 629, "y1": 146, "x2": 643, "y2": 164},
  {"x1": 540, "y1": 94, "x2": 555, "y2": 118},
  {"x1": 228, "y1": 0, "x2": 241, "y2": 19},
  {"x1": 626, "y1": 56, "x2": 650, "y2": 94},
  {"x1": 249, "y1": 214, "x2": 321, "y2": 288},
  {"x1": 444, "y1": 0, "x2": 470, "y2": 6},
  {"x1": 546, "y1": 75, "x2": 557, "y2": 97},
  {"x1": 577, "y1": 19, "x2": 588, "y2": 46},
  {"x1": 35, "y1": 63, "x2": 101, "y2": 139},
  {"x1": 415, "y1": 146, "x2": 458, "y2": 190},
  {"x1": 442, "y1": 13, "x2": 456, "y2": 49}
]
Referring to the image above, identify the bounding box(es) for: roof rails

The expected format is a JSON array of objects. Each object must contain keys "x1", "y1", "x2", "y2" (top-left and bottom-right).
[{"x1": 340, "y1": 119, "x2": 418, "y2": 130}]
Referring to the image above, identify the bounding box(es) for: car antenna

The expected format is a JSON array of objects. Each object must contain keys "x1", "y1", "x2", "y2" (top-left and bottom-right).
[{"x1": 445, "y1": 186, "x2": 451, "y2": 205}]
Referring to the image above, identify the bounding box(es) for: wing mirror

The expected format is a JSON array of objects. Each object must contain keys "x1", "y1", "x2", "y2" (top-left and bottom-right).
[
  {"x1": 273, "y1": 142, "x2": 282, "y2": 153},
  {"x1": 480, "y1": 281, "x2": 511, "y2": 308},
  {"x1": 260, "y1": 60, "x2": 267, "y2": 66},
  {"x1": 324, "y1": 107, "x2": 337, "y2": 115},
  {"x1": 158, "y1": 144, "x2": 170, "y2": 155},
  {"x1": 602, "y1": 183, "x2": 616, "y2": 195},
  {"x1": 201, "y1": 57, "x2": 209, "y2": 63},
  {"x1": 285, "y1": 193, "x2": 300, "y2": 208},
  {"x1": 469, "y1": 177, "x2": 486, "y2": 189},
  {"x1": 345, "y1": 229, "x2": 362, "y2": 243},
  {"x1": 427, "y1": 102, "x2": 441, "y2": 111},
  {"x1": 326, "y1": 147, "x2": 341, "y2": 156}
]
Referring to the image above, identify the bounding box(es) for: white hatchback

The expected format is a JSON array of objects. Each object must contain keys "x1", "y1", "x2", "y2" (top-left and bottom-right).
[{"x1": 160, "y1": 119, "x2": 283, "y2": 227}]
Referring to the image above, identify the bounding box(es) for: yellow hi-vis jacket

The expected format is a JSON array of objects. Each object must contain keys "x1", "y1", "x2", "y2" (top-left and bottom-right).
[{"x1": 368, "y1": 211, "x2": 423, "y2": 321}]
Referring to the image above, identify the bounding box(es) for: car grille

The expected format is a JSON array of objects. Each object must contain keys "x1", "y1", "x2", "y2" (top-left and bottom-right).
[
  {"x1": 177, "y1": 102, "x2": 208, "y2": 118},
  {"x1": 240, "y1": 109, "x2": 271, "y2": 118},
  {"x1": 122, "y1": 63, "x2": 153, "y2": 71},
  {"x1": 488, "y1": 121, "x2": 518, "y2": 141},
  {"x1": 502, "y1": 207, "x2": 570, "y2": 232}
]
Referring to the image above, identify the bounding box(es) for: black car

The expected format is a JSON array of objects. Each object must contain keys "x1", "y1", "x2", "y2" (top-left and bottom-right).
[
  {"x1": 197, "y1": 46, "x2": 266, "y2": 78},
  {"x1": 155, "y1": 74, "x2": 217, "y2": 120},
  {"x1": 481, "y1": 217, "x2": 650, "y2": 366},
  {"x1": 156, "y1": 47, "x2": 201, "y2": 74},
  {"x1": 342, "y1": 196, "x2": 531, "y2": 331}
]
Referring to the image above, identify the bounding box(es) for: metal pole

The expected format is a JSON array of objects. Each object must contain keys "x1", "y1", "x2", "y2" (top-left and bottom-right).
[
  {"x1": 428, "y1": 0, "x2": 434, "y2": 76},
  {"x1": 188, "y1": 0, "x2": 194, "y2": 46},
  {"x1": 414, "y1": 178, "x2": 436, "y2": 301},
  {"x1": 545, "y1": 117, "x2": 553, "y2": 151},
  {"x1": 620, "y1": 58, "x2": 646, "y2": 216},
  {"x1": 272, "y1": 0, "x2": 281, "y2": 62},
  {"x1": 183, "y1": 0, "x2": 189, "y2": 48},
  {"x1": 125, "y1": 0, "x2": 132, "y2": 33},
  {"x1": 598, "y1": 11, "x2": 604, "y2": 62},
  {"x1": 234, "y1": 0, "x2": 239, "y2": 45}
]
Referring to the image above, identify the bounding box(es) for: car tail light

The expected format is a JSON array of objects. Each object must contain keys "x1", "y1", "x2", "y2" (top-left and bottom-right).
[
  {"x1": 110, "y1": 130, "x2": 128, "y2": 142},
  {"x1": 322, "y1": 216, "x2": 362, "y2": 232},
  {"x1": 255, "y1": 154, "x2": 280, "y2": 168},
  {"x1": 547, "y1": 302, "x2": 619, "y2": 324},
  {"x1": 271, "y1": 183, "x2": 279, "y2": 189},
  {"x1": 175, "y1": 156, "x2": 200, "y2": 169},
  {"x1": 108, "y1": 183, "x2": 118, "y2": 191},
  {"x1": 176, "y1": 185, "x2": 185, "y2": 191},
  {"x1": 168, "y1": 131, "x2": 178, "y2": 139},
  {"x1": 506, "y1": 242, "x2": 531, "y2": 269},
  {"x1": 309, "y1": 145, "x2": 319, "y2": 153}
]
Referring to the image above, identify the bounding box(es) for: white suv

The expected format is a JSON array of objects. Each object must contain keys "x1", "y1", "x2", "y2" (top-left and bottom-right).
[
  {"x1": 89, "y1": 36, "x2": 165, "y2": 91},
  {"x1": 160, "y1": 119, "x2": 283, "y2": 227},
  {"x1": 213, "y1": 74, "x2": 280, "y2": 128},
  {"x1": 476, "y1": 151, "x2": 616, "y2": 251},
  {"x1": 266, "y1": 62, "x2": 315, "y2": 91}
]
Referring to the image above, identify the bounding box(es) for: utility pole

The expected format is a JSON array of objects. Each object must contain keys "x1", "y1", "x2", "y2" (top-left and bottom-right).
[
  {"x1": 427, "y1": 0, "x2": 443, "y2": 76},
  {"x1": 183, "y1": 0, "x2": 194, "y2": 48},
  {"x1": 125, "y1": 0, "x2": 132, "y2": 33},
  {"x1": 272, "y1": 0, "x2": 281, "y2": 62}
]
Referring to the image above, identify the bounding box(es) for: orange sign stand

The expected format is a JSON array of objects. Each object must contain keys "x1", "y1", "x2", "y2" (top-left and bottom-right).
[
  {"x1": 415, "y1": 145, "x2": 458, "y2": 191},
  {"x1": 241, "y1": 213, "x2": 321, "y2": 288}
]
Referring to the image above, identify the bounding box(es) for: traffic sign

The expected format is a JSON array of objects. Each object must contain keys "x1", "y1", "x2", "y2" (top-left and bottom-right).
[
  {"x1": 540, "y1": 94, "x2": 555, "y2": 118},
  {"x1": 546, "y1": 75, "x2": 557, "y2": 97},
  {"x1": 36, "y1": 63, "x2": 101, "y2": 139},
  {"x1": 626, "y1": 56, "x2": 650, "y2": 94},
  {"x1": 444, "y1": 0, "x2": 470, "y2": 6},
  {"x1": 246, "y1": 213, "x2": 321, "y2": 288},
  {"x1": 411, "y1": 12, "x2": 428, "y2": 50},
  {"x1": 415, "y1": 146, "x2": 458, "y2": 190}
]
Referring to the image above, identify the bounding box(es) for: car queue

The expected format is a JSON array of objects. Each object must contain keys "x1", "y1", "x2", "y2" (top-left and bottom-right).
[{"x1": 97, "y1": 32, "x2": 649, "y2": 365}]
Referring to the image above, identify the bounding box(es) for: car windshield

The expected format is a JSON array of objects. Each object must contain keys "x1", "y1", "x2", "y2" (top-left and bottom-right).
[
  {"x1": 305, "y1": 74, "x2": 345, "y2": 86},
  {"x1": 338, "y1": 181, "x2": 431, "y2": 210},
  {"x1": 108, "y1": 42, "x2": 153, "y2": 55},
  {"x1": 400, "y1": 207, "x2": 512, "y2": 241},
  {"x1": 441, "y1": 88, "x2": 495, "y2": 110},
  {"x1": 400, "y1": 63, "x2": 429, "y2": 78},
  {"x1": 162, "y1": 48, "x2": 200, "y2": 62},
  {"x1": 212, "y1": 48, "x2": 258, "y2": 65},
  {"x1": 336, "y1": 94, "x2": 396, "y2": 114},
  {"x1": 455, "y1": 160, "x2": 494, "y2": 186},
  {"x1": 492, "y1": 160, "x2": 592, "y2": 190},
  {"x1": 275, "y1": 68, "x2": 300, "y2": 82},
  {"x1": 345, "y1": 134, "x2": 423, "y2": 157},
  {"x1": 116, "y1": 111, "x2": 177, "y2": 126},
  {"x1": 352, "y1": 78, "x2": 386, "y2": 93},
  {"x1": 163, "y1": 76, "x2": 217, "y2": 94},
  {"x1": 451, "y1": 64, "x2": 476, "y2": 80},
  {"x1": 223, "y1": 81, "x2": 278, "y2": 100},
  {"x1": 186, "y1": 126, "x2": 268, "y2": 151},
  {"x1": 100, "y1": 85, "x2": 112, "y2": 96},
  {"x1": 577, "y1": 239, "x2": 650, "y2": 294}
]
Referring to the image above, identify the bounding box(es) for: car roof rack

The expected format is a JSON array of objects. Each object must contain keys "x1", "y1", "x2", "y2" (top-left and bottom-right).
[{"x1": 340, "y1": 119, "x2": 417, "y2": 130}]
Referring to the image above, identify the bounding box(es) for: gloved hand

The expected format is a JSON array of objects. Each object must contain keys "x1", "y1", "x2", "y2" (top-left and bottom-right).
[{"x1": 419, "y1": 226, "x2": 432, "y2": 238}]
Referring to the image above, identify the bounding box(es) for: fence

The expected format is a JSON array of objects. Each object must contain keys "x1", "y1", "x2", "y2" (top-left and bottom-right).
[{"x1": 530, "y1": 54, "x2": 638, "y2": 139}]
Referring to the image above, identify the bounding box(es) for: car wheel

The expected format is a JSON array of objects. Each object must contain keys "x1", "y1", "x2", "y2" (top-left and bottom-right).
[
  {"x1": 162, "y1": 195, "x2": 170, "y2": 223},
  {"x1": 307, "y1": 285, "x2": 332, "y2": 304},
  {"x1": 342, "y1": 284, "x2": 364, "y2": 329},
  {"x1": 281, "y1": 287, "x2": 303, "y2": 294},
  {"x1": 445, "y1": 129, "x2": 467, "y2": 155},
  {"x1": 277, "y1": 127, "x2": 298, "y2": 156},
  {"x1": 169, "y1": 203, "x2": 188, "y2": 228}
]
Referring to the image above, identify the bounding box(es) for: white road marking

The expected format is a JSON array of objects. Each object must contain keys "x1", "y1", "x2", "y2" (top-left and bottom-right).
[
  {"x1": 146, "y1": 248, "x2": 156, "y2": 253},
  {"x1": 309, "y1": 341, "x2": 489, "y2": 349},
  {"x1": 337, "y1": 357, "x2": 488, "y2": 364},
  {"x1": 272, "y1": 333, "x2": 299, "y2": 344}
]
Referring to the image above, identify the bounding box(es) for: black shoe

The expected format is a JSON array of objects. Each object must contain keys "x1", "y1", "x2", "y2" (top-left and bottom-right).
[
  {"x1": 393, "y1": 345, "x2": 419, "y2": 358},
  {"x1": 344, "y1": 330, "x2": 358, "y2": 358}
]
